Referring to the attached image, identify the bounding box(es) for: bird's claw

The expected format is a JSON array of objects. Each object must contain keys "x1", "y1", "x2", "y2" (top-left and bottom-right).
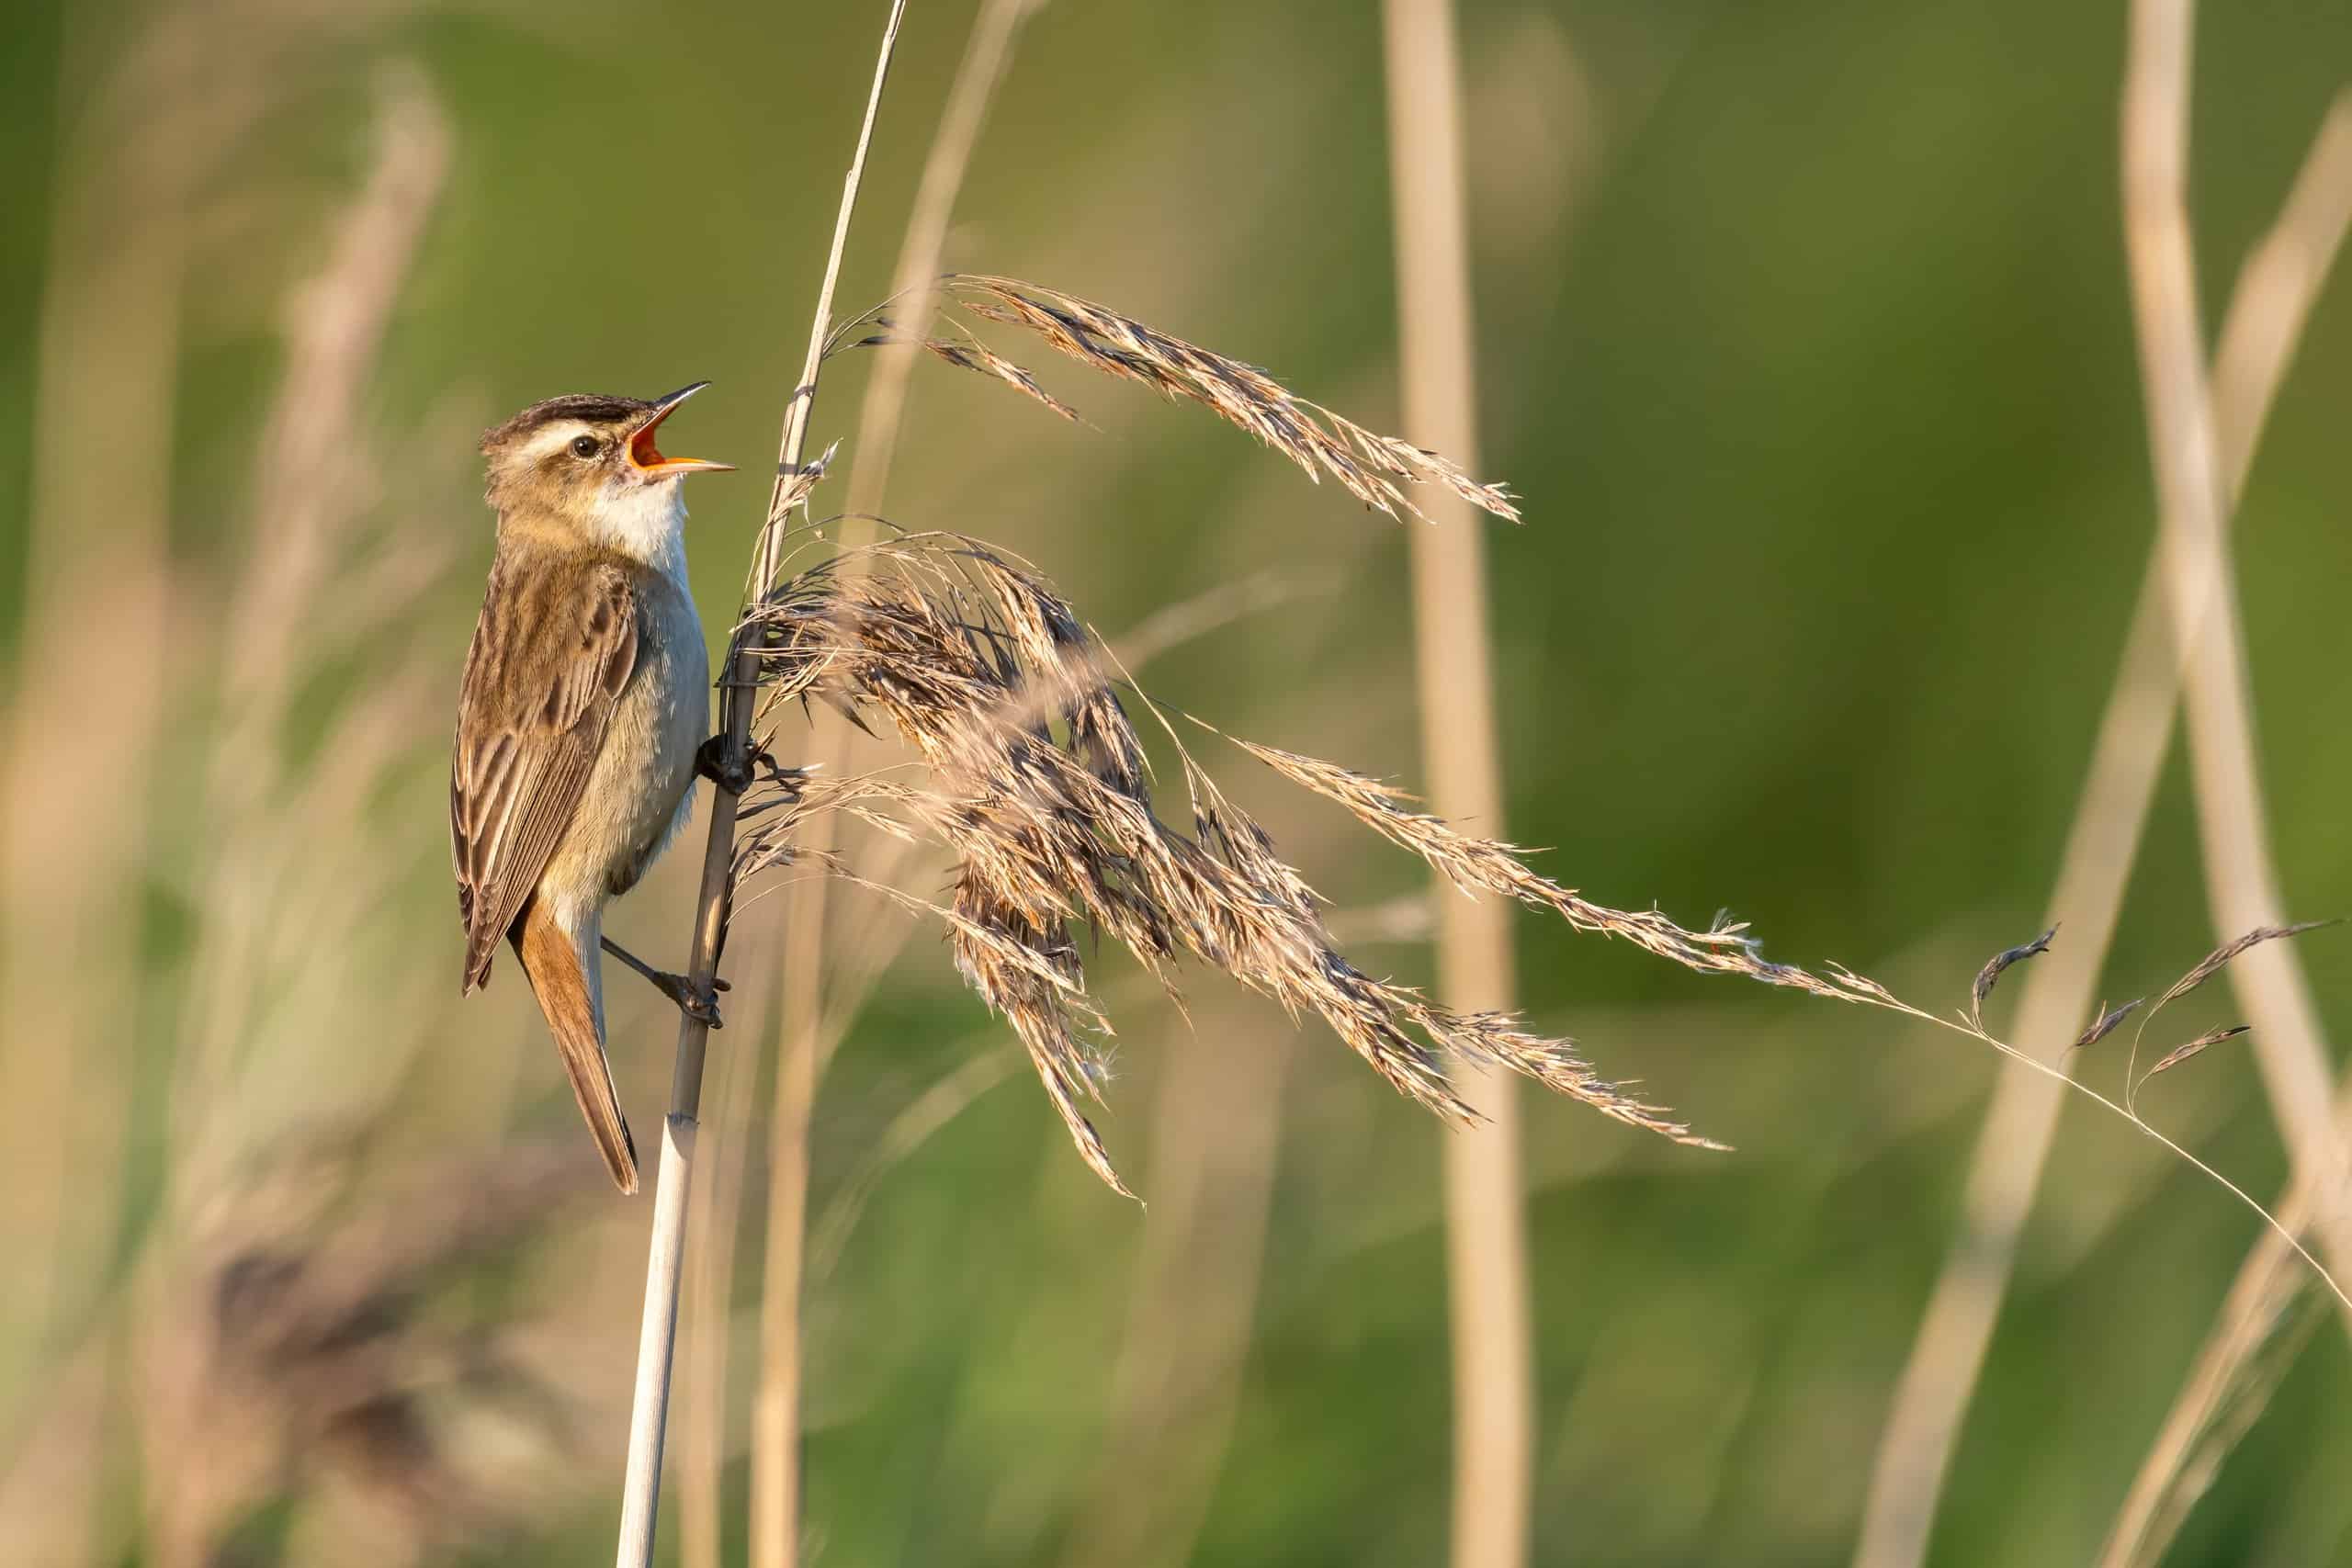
[
  {"x1": 696, "y1": 735, "x2": 789, "y2": 796},
  {"x1": 695, "y1": 735, "x2": 747, "y2": 795},
  {"x1": 652, "y1": 969, "x2": 728, "y2": 1030}
]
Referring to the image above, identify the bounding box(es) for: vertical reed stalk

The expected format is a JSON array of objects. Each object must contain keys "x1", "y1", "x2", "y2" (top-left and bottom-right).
[
  {"x1": 748, "y1": 981, "x2": 817, "y2": 1568},
  {"x1": 846, "y1": 0, "x2": 1039, "y2": 519},
  {"x1": 1851, "y1": 90, "x2": 2352, "y2": 1568},
  {"x1": 1381, "y1": 4, "x2": 1533, "y2": 1565},
  {"x1": 680, "y1": 919, "x2": 774, "y2": 1568},
  {"x1": 615, "y1": 6, "x2": 908, "y2": 1564},
  {"x1": 752, "y1": 8, "x2": 1031, "y2": 1562},
  {"x1": 2121, "y1": 0, "x2": 2352, "y2": 1265}
]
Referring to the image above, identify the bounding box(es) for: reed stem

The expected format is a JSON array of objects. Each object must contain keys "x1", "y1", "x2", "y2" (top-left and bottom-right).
[
  {"x1": 1851, "y1": 87, "x2": 2352, "y2": 1568},
  {"x1": 614, "y1": 7, "x2": 908, "y2": 1563},
  {"x1": 1381, "y1": 4, "x2": 1533, "y2": 1565}
]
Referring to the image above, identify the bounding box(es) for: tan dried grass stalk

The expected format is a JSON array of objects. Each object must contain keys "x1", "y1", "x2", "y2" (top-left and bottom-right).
[
  {"x1": 1379, "y1": 5, "x2": 1531, "y2": 1558},
  {"x1": 1852, "y1": 84, "x2": 2352, "y2": 1568},
  {"x1": 616, "y1": 7, "x2": 908, "y2": 1568},
  {"x1": 751, "y1": 12, "x2": 1038, "y2": 1557},
  {"x1": 2071, "y1": 30, "x2": 2352, "y2": 1561},
  {"x1": 2126, "y1": 0, "x2": 2352, "y2": 1233}
]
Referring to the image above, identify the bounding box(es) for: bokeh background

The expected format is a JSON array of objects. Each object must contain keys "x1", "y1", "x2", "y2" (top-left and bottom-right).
[{"x1": 5, "y1": 1, "x2": 2352, "y2": 1564}]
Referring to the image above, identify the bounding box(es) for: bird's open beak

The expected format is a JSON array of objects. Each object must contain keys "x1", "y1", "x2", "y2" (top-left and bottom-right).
[{"x1": 628, "y1": 382, "x2": 735, "y2": 478}]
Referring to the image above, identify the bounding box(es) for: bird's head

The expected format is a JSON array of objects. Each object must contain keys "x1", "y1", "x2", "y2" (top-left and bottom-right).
[{"x1": 480, "y1": 383, "x2": 733, "y2": 543}]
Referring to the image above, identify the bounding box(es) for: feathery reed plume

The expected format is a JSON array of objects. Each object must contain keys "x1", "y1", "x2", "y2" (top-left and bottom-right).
[
  {"x1": 707, "y1": 489, "x2": 2352, "y2": 1339},
  {"x1": 717, "y1": 522, "x2": 2352, "y2": 1325},
  {"x1": 861, "y1": 327, "x2": 1080, "y2": 421},
  {"x1": 836, "y1": 275, "x2": 1522, "y2": 524},
  {"x1": 925, "y1": 333, "x2": 1082, "y2": 418},
  {"x1": 730, "y1": 531, "x2": 1728, "y2": 1184},
  {"x1": 1219, "y1": 736, "x2": 1841, "y2": 987}
]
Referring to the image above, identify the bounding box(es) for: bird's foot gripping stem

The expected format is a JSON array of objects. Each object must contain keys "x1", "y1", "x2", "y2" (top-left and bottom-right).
[
  {"x1": 600, "y1": 936, "x2": 729, "y2": 1029},
  {"x1": 695, "y1": 734, "x2": 787, "y2": 796},
  {"x1": 655, "y1": 969, "x2": 728, "y2": 1030}
]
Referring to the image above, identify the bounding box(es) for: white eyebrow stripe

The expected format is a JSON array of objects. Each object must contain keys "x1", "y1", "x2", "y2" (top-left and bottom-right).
[{"x1": 522, "y1": 419, "x2": 599, "y2": 460}]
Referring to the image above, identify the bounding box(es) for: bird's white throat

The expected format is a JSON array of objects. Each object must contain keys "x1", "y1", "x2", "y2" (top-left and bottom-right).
[{"x1": 590, "y1": 479, "x2": 692, "y2": 590}]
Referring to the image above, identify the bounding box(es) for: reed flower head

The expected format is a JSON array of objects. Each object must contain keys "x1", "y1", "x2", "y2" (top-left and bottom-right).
[{"x1": 725, "y1": 529, "x2": 1860, "y2": 1190}]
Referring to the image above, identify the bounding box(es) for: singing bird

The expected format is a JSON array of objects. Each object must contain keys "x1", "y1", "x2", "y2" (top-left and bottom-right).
[{"x1": 451, "y1": 384, "x2": 735, "y2": 1192}]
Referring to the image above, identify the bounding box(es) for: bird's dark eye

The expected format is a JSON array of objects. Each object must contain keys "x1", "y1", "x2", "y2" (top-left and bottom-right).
[{"x1": 571, "y1": 434, "x2": 601, "y2": 458}]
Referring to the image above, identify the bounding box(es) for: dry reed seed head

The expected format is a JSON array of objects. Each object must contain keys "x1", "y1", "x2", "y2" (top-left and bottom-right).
[
  {"x1": 871, "y1": 275, "x2": 1524, "y2": 524},
  {"x1": 2154, "y1": 919, "x2": 2341, "y2": 1010},
  {"x1": 917, "y1": 334, "x2": 1083, "y2": 422},
  {"x1": 2074, "y1": 997, "x2": 2145, "y2": 1050},
  {"x1": 732, "y1": 830, "x2": 1112, "y2": 1021},
  {"x1": 1966, "y1": 926, "x2": 2058, "y2": 1031},
  {"x1": 728, "y1": 531, "x2": 1747, "y2": 1189},
  {"x1": 838, "y1": 321, "x2": 1086, "y2": 424},
  {"x1": 2143, "y1": 1024, "x2": 2253, "y2": 1082},
  {"x1": 1221, "y1": 730, "x2": 1872, "y2": 1005},
  {"x1": 949, "y1": 864, "x2": 1136, "y2": 1198}
]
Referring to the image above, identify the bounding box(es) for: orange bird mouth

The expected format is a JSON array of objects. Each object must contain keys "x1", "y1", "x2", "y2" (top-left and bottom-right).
[{"x1": 629, "y1": 383, "x2": 734, "y2": 478}]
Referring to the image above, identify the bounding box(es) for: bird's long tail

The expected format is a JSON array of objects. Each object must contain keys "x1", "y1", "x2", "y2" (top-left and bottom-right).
[{"x1": 514, "y1": 899, "x2": 639, "y2": 1193}]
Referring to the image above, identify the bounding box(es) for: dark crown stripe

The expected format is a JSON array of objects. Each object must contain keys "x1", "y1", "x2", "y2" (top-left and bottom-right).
[{"x1": 480, "y1": 393, "x2": 652, "y2": 450}]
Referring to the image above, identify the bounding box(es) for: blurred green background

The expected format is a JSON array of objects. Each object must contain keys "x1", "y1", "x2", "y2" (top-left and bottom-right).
[{"x1": 5, "y1": 0, "x2": 2352, "y2": 1563}]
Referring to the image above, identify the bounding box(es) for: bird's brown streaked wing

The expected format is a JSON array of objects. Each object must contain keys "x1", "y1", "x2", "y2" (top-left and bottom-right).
[{"x1": 450, "y1": 552, "x2": 639, "y2": 991}]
